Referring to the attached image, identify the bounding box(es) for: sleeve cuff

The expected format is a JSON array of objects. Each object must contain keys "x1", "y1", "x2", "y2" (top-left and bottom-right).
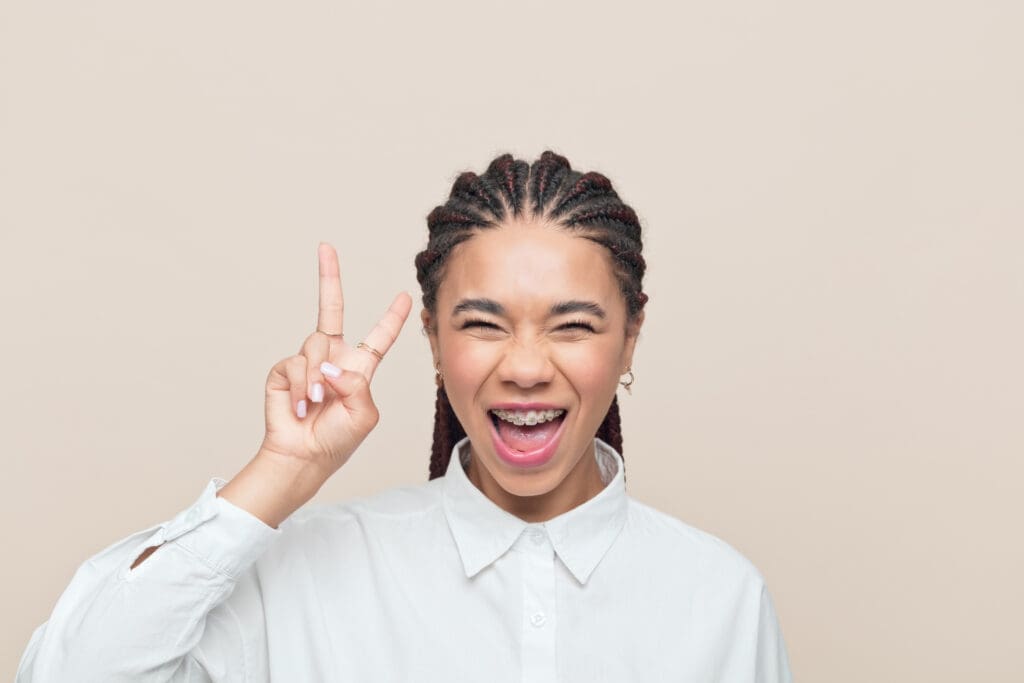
[{"x1": 126, "y1": 478, "x2": 281, "y2": 580}]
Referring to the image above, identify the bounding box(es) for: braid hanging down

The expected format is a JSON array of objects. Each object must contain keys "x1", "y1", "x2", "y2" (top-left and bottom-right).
[{"x1": 415, "y1": 151, "x2": 648, "y2": 480}]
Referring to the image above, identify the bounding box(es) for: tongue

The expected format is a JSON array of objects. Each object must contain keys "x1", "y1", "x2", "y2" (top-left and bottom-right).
[{"x1": 497, "y1": 415, "x2": 564, "y2": 452}]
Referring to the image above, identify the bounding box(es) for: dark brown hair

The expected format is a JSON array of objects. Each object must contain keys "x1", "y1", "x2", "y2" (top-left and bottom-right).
[{"x1": 415, "y1": 150, "x2": 648, "y2": 479}]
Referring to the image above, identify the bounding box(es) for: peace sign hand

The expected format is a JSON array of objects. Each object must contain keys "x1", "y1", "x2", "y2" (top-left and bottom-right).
[{"x1": 260, "y1": 243, "x2": 412, "y2": 480}]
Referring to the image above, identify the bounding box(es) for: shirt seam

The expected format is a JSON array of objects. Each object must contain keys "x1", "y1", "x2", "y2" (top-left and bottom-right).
[
  {"x1": 170, "y1": 536, "x2": 240, "y2": 580},
  {"x1": 293, "y1": 498, "x2": 445, "y2": 524}
]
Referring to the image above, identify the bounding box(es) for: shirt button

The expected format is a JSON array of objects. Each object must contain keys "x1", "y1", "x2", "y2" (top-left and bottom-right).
[
  {"x1": 529, "y1": 530, "x2": 545, "y2": 545},
  {"x1": 530, "y1": 612, "x2": 546, "y2": 627}
]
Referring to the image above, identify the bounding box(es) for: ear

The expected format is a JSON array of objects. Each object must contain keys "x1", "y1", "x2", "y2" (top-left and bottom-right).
[
  {"x1": 621, "y1": 310, "x2": 645, "y2": 372},
  {"x1": 421, "y1": 308, "x2": 440, "y2": 365}
]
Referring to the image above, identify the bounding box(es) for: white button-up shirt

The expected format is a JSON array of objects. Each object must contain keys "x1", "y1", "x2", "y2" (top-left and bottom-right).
[{"x1": 17, "y1": 439, "x2": 793, "y2": 682}]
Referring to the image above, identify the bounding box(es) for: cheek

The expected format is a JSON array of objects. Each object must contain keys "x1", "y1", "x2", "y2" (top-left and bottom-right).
[
  {"x1": 553, "y1": 339, "x2": 624, "y2": 400},
  {"x1": 439, "y1": 336, "x2": 500, "y2": 401}
]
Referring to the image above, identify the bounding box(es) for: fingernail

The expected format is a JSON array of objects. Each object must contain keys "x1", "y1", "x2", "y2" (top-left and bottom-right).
[
  {"x1": 310, "y1": 382, "x2": 324, "y2": 403},
  {"x1": 296, "y1": 400, "x2": 307, "y2": 418},
  {"x1": 320, "y1": 361, "x2": 341, "y2": 378}
]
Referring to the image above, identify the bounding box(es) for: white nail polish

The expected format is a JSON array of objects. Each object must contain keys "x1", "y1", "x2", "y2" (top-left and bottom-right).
[
  {"x1": 311, "y1": 383, "x2": 324, "y2": 403},
  {"x1": 297, "y1": 400, "x2": 307, "y2": 418},
  {"x1": 320, "y1": 361, "x2": 341, "y2": 378}
]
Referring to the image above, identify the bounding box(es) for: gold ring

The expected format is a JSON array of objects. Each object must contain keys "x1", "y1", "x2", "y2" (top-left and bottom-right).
[
  {"x1": 356, "y1": 341, "x2": 384, "y2": 361},
  {"x1": 317, "y1": 329, "x2": 344, "y2": 338}
]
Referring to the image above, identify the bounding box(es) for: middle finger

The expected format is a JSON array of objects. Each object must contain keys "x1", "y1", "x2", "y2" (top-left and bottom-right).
[{"x1": 351, "y1": 291, "x2": 413, "y2": 381}]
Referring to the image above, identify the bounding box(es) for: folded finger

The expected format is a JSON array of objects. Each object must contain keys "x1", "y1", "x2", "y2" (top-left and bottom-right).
[
  {"x1": 302, "y1": 332, "x2": 329, "y2": 403},
  {"x1": 284, "y1": 356, "x2": 309, "y2": 418}
]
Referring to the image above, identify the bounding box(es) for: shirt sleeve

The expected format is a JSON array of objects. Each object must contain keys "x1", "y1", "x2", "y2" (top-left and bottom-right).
[
  {"x1": 15, "y1": 477, "x2": 281, "y2": 683},
  {"x1": 754, "y1": 581, "x2": 794, "y2": 683}
]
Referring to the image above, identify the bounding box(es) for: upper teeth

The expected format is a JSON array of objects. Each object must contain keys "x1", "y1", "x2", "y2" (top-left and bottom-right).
[{"x1": 492, "y1": 409, "x2": 565, "y2": 426}]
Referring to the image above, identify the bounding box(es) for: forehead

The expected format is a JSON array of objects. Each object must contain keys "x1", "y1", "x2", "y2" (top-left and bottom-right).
[{"x1": 437, "y1": 220, "x2": 621, "y2": 313}]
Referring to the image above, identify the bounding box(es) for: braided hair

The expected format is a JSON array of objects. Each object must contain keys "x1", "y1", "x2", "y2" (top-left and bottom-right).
[{"x1": 415, "y1": 151, "x2": 648, "y2": 480}]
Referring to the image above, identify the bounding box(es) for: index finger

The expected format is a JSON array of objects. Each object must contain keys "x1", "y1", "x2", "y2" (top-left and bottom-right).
[{"x1": 316, "y1": 242, "x2": 344, "y2": 336}]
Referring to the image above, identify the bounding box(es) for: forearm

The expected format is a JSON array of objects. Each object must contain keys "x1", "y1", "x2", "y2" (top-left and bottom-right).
[{"x1": 17, "y1": 479, "x2": 279, "y2": 682}]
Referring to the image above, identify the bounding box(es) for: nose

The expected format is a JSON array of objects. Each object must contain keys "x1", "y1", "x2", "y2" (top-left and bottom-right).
[{"x1": 495, "y1": 340, "x2": 555, "y2": 390}]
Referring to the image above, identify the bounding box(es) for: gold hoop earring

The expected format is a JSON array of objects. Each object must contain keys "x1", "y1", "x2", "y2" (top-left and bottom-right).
[
  {"x1": 434, "y1": 361, "x2": 444, "y2": 388},
  {"x1": 619, "y1": 367, "x2": 634, "y2": 395}
]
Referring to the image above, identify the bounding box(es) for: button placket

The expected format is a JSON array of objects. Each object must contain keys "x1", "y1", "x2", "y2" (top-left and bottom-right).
[{"x1": 520, "y1": 529, "x2": 557, "y2": 682}]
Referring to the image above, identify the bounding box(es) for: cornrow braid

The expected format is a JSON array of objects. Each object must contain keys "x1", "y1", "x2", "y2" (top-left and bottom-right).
[
  {"x1": 429, "y1": 386, "x2": 466, "y2": 480},
  {"x1": 484, "y1": 154, "x2": 530, "y2": 216},
  {"x1": 529, "y1": 151, "x2": 571, "y2": 213},
  {"x1": 549, "y1": 172, "x2": 620, "y2": 220},
  {"x1": 417, "y1": 150, "x2": 648, "y2": 480},
  {"x1": 450, "y1": 172, "x2": 503, "y2": 218}
]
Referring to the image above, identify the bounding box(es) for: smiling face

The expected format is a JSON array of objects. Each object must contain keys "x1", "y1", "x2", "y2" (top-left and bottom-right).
[{"x1": 423, "y1": 216, "x2": 643, "y2": 521}]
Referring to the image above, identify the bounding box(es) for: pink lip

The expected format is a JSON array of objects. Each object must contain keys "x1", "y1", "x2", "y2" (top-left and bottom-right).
[{"x1": 487, "y1": 407, "x2": 568, "y2": 469}]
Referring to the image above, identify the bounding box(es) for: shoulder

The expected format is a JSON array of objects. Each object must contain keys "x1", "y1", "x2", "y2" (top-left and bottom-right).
[
  {"x1": 278, "y1": 477, "x2": 446, "y2": 536},
  {"x1": 623, "y1": 496, "x2": 766, "y2": 587},
  {"x1": 251, "y1": 477, "x2": 448, "y2": 583}
]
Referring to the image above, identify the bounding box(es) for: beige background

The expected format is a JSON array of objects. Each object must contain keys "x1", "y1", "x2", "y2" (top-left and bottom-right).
[{"x1": 2, "y1": 1, "x2": 1022, "y2": 680}]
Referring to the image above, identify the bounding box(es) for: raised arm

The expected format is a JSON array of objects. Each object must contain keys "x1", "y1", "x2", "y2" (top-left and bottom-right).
[
  {"x1": 16, "y1": 244, "x2": 411, "y2": 682},
  {"x1": 215, "y1": 242, "x2": 411, "y2": 529}
]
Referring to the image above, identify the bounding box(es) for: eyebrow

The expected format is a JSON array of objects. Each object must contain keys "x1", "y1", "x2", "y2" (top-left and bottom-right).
[{"x1": 451, "y1": 298, "x2": 606, "y2": 319}]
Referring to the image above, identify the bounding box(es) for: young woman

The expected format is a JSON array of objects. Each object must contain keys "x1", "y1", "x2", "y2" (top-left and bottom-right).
[{"x1": 17, "y1": 151, "x2": 792, "y2": 682}]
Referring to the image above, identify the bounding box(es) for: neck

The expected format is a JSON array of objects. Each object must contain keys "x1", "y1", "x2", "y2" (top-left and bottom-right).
[{"x1": 465, "y1": 441, "x2": 606, "y2": 523}]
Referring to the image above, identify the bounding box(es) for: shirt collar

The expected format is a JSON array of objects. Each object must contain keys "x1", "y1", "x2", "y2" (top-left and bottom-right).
[{"x1": 442, "y1": 436, "x2": 628, "y2": 585}]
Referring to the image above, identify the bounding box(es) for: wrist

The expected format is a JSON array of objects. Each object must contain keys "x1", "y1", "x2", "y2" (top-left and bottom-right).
[{"x1": 217, "y1": 449, "x2": 329, "y2": 529}]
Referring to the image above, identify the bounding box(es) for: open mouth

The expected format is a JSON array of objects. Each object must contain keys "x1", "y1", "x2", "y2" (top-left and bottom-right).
[{"x1": 487, "y1": 407, "x2": 568, "y2": 468}]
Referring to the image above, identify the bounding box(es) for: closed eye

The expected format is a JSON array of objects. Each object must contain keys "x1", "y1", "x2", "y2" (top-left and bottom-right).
[
  {"x1": 459, "y1": 318, "x2": 595, "y2": 333},
  {"x1": 460, "y1": 318, "x2": 503, "y2": 331}
]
